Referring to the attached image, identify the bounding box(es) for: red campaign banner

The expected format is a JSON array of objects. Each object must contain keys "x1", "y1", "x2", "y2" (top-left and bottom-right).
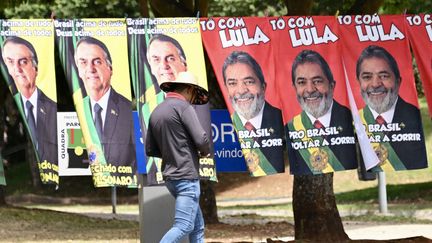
[
  {"x1": 339, "y1": 14, "x2": 428, "y2": 171},
  {"x1": 406, "y1": 14, "x2": 432, "y2": 118},
  {"x1": 200, "y1": 17, "x2": 285, "y2": 176},
  {"x1": 273, "y1": 16, "x2": 357, "y2": 175}
]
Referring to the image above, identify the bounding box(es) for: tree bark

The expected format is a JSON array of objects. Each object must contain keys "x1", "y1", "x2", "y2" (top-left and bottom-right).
[
  {"x1": 293, "y1": 173, "x2": 349, "y2": 241},
  {"x1": 346, "y1": 0, "x2": 385, "y2": 15},
  {"x1": 138, "y1": 0, "x2": 150, "y2": 18},
  {"x1": 285, "y1": 0, "x2": 314, "y2": 15}
]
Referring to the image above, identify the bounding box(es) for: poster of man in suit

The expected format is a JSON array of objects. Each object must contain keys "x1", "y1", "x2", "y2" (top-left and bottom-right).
[
  {"x1": 339, "y1": 15, "x2": 428, "y2": 171},
  {"x1": 55, "y1": 19, "x2": 137, "y2": 187},
  {"x1": 273, "y1": 16, "x2": 358, "y2": 175},
  {"x1": 201, "y1": 17, "x2": 286, "y2": 177},
  {"x1": 0, "y1": 20, "x2": 59, "y2": 185}
]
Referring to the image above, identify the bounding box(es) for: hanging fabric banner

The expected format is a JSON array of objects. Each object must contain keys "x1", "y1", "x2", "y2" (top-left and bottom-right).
[
  {"x1": 406, "y1": 14, "x2": 432, "y2": 118},
  {"x1": 339, "y1": 14, "x2": 428, "y2": 171},
  {"x1": 201, "y1": 17, "x2": 285, "y2": 176},
  {"x1": 272, "y1": 16, "x2": 358, "y2": 175},
  {"x1": 127, "y1": 17, "x2": 216, "y2": 185},
  {"x1": 54, "y1": 18, "x2": 137, "y2": 187},
  {"x1": 0, "y1": 154, "x2": 5, "y2": 185},
  {"x1": 0, "y1": 19, "x2": 59, "y2": 185}
]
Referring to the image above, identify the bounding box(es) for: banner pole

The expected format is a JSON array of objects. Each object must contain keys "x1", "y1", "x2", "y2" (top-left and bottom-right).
[
  {"x1": 111, "y1": 186, "x2": 117, "y2": 214},
  {"x1": 378, "y1": 171, "x2": 388, "y2": 214}
]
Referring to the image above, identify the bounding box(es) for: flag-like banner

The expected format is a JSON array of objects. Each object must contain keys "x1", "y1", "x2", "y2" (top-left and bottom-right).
[
  {"x1": 201, "y1": 17, "x2": 286, "y2": 176},
  {"x1": 406, "y1": 14, "x2": 432, "y2": 118},
  {"x1": 127, "y1": 17, "x2": 217, "y2": 185},
  {"x1": 0, "y1": 19, "x2": 59, "y2": 185},
  {"x1": 274, "y1": 16, "x2": 358, "y2": 175},
  {"x1": 54, "y1": 19, "x2": 137, "y2": 187},
  {"x1": 0, "y1": 15, "x2": 430, "y2": 186},
  {"x1": 339, "y1": 14, "x2": 428, "y2": 171}
]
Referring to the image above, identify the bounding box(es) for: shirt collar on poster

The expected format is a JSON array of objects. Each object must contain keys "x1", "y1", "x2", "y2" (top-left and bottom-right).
[
  {"x1": 238, "y1": 102, "x2": 265, "y2": 130},
  {"x1": 369, "y1": 97, "x2": 398, "y2": 124},
  {"x1": 21, "y1": 89, "x2": 39, "y2": 124},
  {"x1": 305, "y1": 100, "x2": 333, "y2": 128},
  {"x1": 90, "y1": 87, "x2": 111, "y2": 127}
]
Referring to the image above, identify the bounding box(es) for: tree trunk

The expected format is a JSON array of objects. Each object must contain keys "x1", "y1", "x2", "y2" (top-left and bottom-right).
[
  {"x1": 200, "y1": 180, "x2": 219, "y2": 223},
  {"x1": 285, "y1": 0, "x2": 314, "y2": 15},
  {"x1": 293, "y1": 173, "x2": 349, "y2": 241}
]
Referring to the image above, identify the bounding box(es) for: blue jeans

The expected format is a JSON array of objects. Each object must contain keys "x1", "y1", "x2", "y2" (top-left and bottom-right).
[{"x1": 160, "y1": 179, "x2": 204, "y2": 243}]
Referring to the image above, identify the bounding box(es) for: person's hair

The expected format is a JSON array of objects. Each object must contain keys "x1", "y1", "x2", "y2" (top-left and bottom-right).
[
  {"x1": 147, "y1": 34, "x2": 187, "y2": 65},
  {"x1": 75, "y1": 36, "x2": 112, "y2": 68},
  {"x1": 169, "y1": 83, "x2": 192, "y2": 92},
  {"x1": 2, "y1": 36, "x2": 38, "y2": 69},
  {"x1": 356, "y1": 45, "x2": 401, "y2": 85},
  {"x1": 222, "y1": 51, "x2": 266, "y2": 88},
  {"x1": 291, "y1": 49, "x2": 334, "y2": 86}
]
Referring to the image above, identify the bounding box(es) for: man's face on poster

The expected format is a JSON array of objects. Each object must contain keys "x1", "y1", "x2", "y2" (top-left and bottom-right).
[
  {"x1": 2, "y1": 42, "x2": 38, "y2": 99},
  {"x1": 75, "y1": 42, "x2": 112, "y2": 102},
  {"x1": 293, "y1": 62, "x2": 334, "y2": 118},
  {"x1": 147, "y1": 40, "x2": 187, "y2": 84},
  {"x1": 224, "y1": 62, "x2": 266, "y2": 120},
  {"x1": 358, "y1": 57, "x2": 399, "y2": 114}
]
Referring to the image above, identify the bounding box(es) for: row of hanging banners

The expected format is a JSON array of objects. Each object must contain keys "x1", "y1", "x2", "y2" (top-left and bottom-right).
[{"x1": 0, "y1": 14, "x2": 430, "y2": 188}]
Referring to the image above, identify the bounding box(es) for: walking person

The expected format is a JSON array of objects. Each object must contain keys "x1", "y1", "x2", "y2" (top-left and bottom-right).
[{"x1": 145, "y1": 71, "x2": 210, "y2": 242}]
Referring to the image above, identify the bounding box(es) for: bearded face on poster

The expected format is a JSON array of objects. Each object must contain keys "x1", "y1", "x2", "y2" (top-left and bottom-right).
[
  {"x1": 355, "y1": 45, "x2": 427, "y2": 170},
  {"x1": 221, "y1": 51, "x2": 285, "y2": 174}
]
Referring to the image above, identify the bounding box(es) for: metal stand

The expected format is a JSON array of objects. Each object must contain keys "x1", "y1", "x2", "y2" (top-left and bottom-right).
[
  {"x1": 378, "y1": 171, "x2": 388, "y2": 214},
  {"x1": 111, "y1": 186, "x2": 117, "y2": 214}
]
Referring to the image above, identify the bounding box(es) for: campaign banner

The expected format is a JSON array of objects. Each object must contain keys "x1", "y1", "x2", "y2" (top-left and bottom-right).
[
  {"x1": 339, "y1": 14, "x2": 428, "y2": 171},
  {"x1": 57, "y1": 112, "x2": 91, "y2": 176},
  {"x1": 55, "y1": 19, "x2": 137, "y2": 187},
  {"x1": 127, "y1": 17, "x2": 216, "y2": 185},
  {"x1": 272, "y1": 16, "x2": 358, "y2": 175},
  {"x1": 406, "y1": 14, "x2": 432, "y2": 118},
  {"x1": 0, "y1": 154, "x2": 5, "y2": 185},
  {"x1": 0, "y1": 19, "x2": 59, "y2": 185},
  {"x1": 201, "y1": 17, "x2": 285, "y2": 176}
]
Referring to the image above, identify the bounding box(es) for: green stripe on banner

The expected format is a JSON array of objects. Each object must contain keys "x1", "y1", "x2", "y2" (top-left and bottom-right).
[
  {"x1": 362, "y1": 106, "x2": 406, "y2": 171},
  {"x1": 231, "y1": 112, "x2": 277, "y2": 175}
]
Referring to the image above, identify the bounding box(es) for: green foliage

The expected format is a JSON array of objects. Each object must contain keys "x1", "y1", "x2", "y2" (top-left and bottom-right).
[
  {"x1": 381, "y1": 0, "x2": 432, "y2": 14},
  {"x1": 311, "y1": 0, "x2": 356, "y2": 15},
  {"x1": 2, "y1": 0, "x2": 140, "y2": 19},
  {"x1": 4, "y1": 3, "x2": 52, "y2": 18},
  {"x1": 52, "y1": 0, "x2": 140, "y2": 18},
  {"x1": 209, "y1": 0, "x2": 287, "y2": 17}
]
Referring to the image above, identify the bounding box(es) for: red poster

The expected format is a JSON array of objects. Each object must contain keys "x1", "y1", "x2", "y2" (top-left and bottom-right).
[
  {"x1": 273, "y1": 16, "x2": 358, "y2": 175},
  {"x1": 339, "y1": 14, "x2": 428, "y2": 171},
  {"x1": 406, "y1": 14, "x2": 432, "y2": 117},
  {"x1": 201, "y1": 17, "x2": 285, "y2": 176}
]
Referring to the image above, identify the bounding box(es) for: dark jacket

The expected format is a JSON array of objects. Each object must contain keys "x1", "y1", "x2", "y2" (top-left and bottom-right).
[
  {"x1": 101, "y1": 88, "x2": 136, "y2": 172},
  {"x1": 146, "y1": 94, "x2": 211, "y2": 180},
  {"x1": 35, "y1": 88, "x2": 58, "y2": 165}
]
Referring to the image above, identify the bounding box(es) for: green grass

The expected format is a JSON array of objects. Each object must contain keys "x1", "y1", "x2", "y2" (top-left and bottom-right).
[
  {"x1": 0, "y1": 205, "x2": 139, "y2": 241},
  {"x1": 336, "y1": 181, "x2": 432, "y2": 203}
]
